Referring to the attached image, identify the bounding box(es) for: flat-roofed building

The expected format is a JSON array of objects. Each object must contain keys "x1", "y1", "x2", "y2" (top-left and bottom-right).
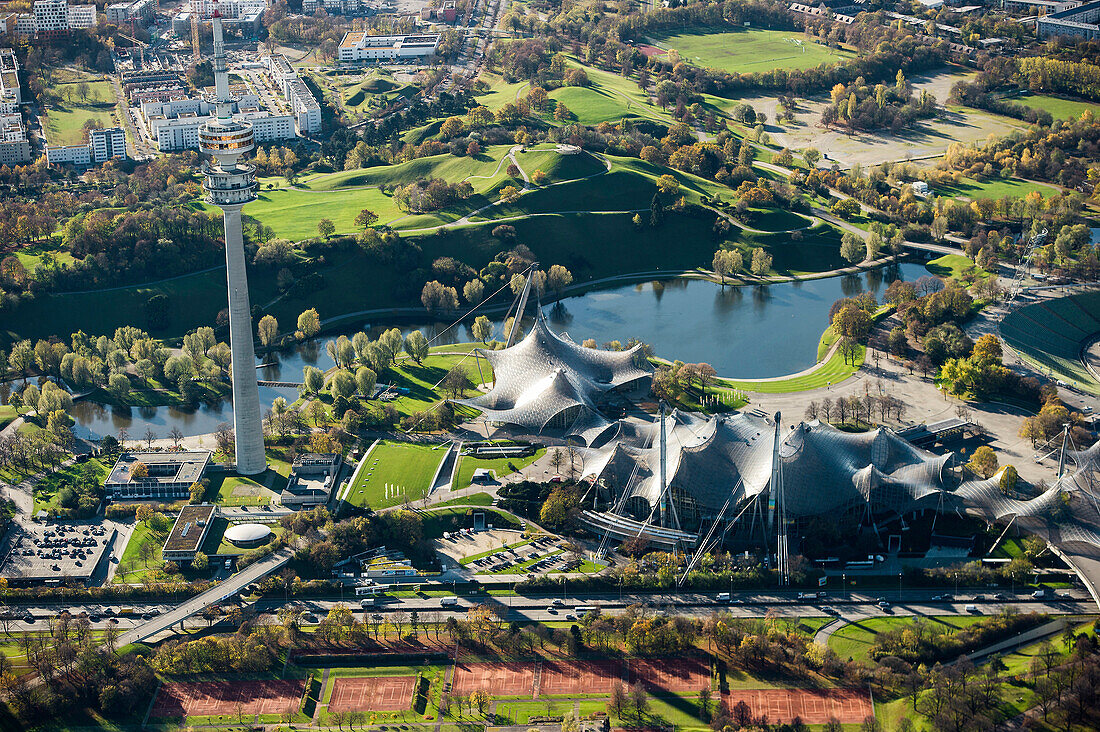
[
  {"x1": 162, "y1": 503, "x2": 215, "y2": 563},
  {"x1": 1039, "y1": 0, "x2": 1100, "y2": 38},
  {"x1": 105, "y1": 451, "x2": 211, "y2": 500},
  {"x1": 338, "y1": 32, "x2": 440, "y2": 62},
  {"x1": 281, "y1": 453, "x2": 342, "y2": 507}
]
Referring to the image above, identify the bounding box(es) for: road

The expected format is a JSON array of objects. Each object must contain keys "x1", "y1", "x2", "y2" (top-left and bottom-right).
[
  {"x1": 13, "y1": 586, "x2": 1092, "y2": 640},
  {"x1": 113, "y1": 545, "x2": 295, "y2": 647}
]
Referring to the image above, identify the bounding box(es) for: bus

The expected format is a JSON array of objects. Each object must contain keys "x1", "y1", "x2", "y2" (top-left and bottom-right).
[
  {"x1": 575, "y1": 605, "x2": 599, "y2": 615},
  {"x1": 355, "y1": 585, "x2": 382, "y2": 596}
]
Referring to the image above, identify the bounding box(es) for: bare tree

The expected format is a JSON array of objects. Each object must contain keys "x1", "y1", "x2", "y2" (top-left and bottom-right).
[
  {"x1": 144, "y1": 428, "x2": 157, "y2": 448},
  {"x1": 168, "y1": 426, "x2": 184, "y2": 448}
]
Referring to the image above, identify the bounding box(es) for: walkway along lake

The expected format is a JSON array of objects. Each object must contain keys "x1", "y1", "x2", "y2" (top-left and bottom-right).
[{"x1": 69, "y1": 262, "x2": 925, "y2": 441}]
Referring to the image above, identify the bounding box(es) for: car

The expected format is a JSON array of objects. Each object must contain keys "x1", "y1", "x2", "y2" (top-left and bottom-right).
[
  {"x1": 303, "y1": 613, "x2": 318, "y2": 623},
  {"x1": 565, "y1": 613, "x2": 577, "y2": 620},
  {"x1": 877, "y1": 601, "x2": 891, "y2": 609},
  {"x1": 971, "y1": 594, "x2": 985, "y2": 601},
  {"x1": 22, "y1": 615, "x2": 33, "y2": 624},
  {"x1": 546, "y1": 606, "x2": 557, "y2": 613},
  {"x1": 141, "y1": 613, "x2": 153, "y2": 620},
  {"x1": 89, "y1": 615, "x2": 101, "y2": 623},
  {"x1": 992, "y1": 593, "x2": 1006, "y2": 601}
]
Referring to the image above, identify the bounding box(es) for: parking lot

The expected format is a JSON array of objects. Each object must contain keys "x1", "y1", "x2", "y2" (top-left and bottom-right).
[
  {"x1": 0, "y1": 521, "x2": 116, "y2": 584},
  {"x1": 435, "y1": 530, "x2": 580, "y2": 576}
]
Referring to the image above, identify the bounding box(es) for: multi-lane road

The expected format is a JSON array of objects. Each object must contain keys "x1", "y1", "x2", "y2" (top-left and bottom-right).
[{"x1": 11, "y1": 587, "x2": 1094, "y2": 643}]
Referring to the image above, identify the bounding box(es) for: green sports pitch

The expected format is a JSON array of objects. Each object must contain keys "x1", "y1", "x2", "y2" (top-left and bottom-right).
[
  {"x1": 345, "y1": 440, "x2": 448, "y2": 508},
  {"x1": 648, "y1": 27, "x2": 854, "y2": 74}
]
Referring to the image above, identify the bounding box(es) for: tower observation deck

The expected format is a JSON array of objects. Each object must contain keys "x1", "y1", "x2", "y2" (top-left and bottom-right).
[{"x1": 200, "y1": 6, "x2": 266, "y2": 475}]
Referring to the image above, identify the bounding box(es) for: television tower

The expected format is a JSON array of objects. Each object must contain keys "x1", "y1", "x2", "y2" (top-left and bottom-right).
[{"x1": 199, "y1": 7, "x2": 266, "y2": 475}]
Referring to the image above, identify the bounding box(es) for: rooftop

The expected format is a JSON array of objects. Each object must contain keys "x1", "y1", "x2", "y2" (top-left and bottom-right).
[
  {"x1": 163, "y1": 504, "x2": 216, "y2": 554},
  {"x1": 106, "y1": 451, "x2": 210, "y2": 487}
]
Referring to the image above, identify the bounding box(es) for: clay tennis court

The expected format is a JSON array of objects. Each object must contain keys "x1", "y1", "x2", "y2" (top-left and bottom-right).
[
  {"x1": 629, "y1": 657, "x2": 711, "y2": 692},
  {"x1": 637, "y1": 44, "x2": 667, "y2": 57},
  {"x1": 329, "y1": 676, "x2": 415, "y2": 712},
  {"x1": 152, "y1": 680, "x2": 304, "y2": 718},
  {"x1": 451, "y1": 662, "x2": 537, "y2": 697},
  {"x1": 724, "y1": 688, "x2": 873, "y2": 724},
  {"x1": 539, "y1": 659, "x2": 622, "y2": 696}
]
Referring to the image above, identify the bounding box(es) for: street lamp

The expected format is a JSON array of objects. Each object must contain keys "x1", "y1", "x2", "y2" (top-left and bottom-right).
[
  {"x1": 898, "y1": 572, "x2": 903, "y2": 602},
  {"x1": 843, "y1": 573, "x2": 847, "y2": 602}
]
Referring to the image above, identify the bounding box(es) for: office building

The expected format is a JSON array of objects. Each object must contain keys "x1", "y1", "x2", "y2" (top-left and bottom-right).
[{"x1": 337, "y1": 32, "x2": 441, "y2": 62}]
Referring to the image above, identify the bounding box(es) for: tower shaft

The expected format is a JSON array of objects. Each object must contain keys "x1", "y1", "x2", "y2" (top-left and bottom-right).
[{"x1": 199, "y1": 10, "x2": 265, "y2": 475}]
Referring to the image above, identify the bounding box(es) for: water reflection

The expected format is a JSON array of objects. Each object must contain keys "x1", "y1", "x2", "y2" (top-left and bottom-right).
[{"x1": 70, "y1": 263, "x2": 924, "y2": 440}]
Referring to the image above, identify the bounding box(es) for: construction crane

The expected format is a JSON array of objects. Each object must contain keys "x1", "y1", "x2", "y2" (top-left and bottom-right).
[{"x1": 190, "y1": 3, "x2": 201, "y2": 62}]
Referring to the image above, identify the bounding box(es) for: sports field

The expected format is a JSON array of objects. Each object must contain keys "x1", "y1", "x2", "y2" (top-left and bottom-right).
[
  {"x1": 451, "y1": 448, "x2": 544, "y2": 490},
  {"x1": 152, "y1": 680, "x2": 303, "y2": 719},
  {"x1": 649, "y1": 27, "x2": 854, "y2": 74},
  {"x1": 346, "y1": 440, "x2": 447, "y2": 508},
  {"x1": 328, "y1": 676, "x2": 416, "y2": 712}
]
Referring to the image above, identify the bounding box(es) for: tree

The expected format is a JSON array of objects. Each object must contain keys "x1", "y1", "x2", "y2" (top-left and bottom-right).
[
  {"x1": 470, "y1": 689, "x2": 490, "y2": 715},
  {"x1": 968, "y1": 445, "x2": 999, "y2": 478},
  {"x1": 303, "y1": 365, "x2": 325, "y2": 394},
  {"x1": 297, "y1": 308, "x2": 321, "y2": 339},
  {"x1": 404, "y1": 330, "x2": 430, "y2": 364},
  {"x1": 500, "y1": 185, "x2": 521, "y2": 203},
  {"x1": 169, "y1": 426, "x2": 184, "y2": 448},
  {"x1": 355, "y1": 366, "x2": 377, "y2": 397},
  {"x1": 546, "y1": 264, "x2": 573, "y2": 294},
  {"x1": 628, "y1": 683, "x2": 649, "y2": 719},
  {"x1": 656, "y1": 175, "x2": 679, "y2": 195},
  {"x1": 832, "y1": 304, "x2": 873, "y2": 341},
  {"x1": 712, "y1": 249, "x2": 743, "y2": 286},
  {"x1": 440, "y1": 116, "x2": 465, "y2": 138},
  {"x1": 442, "y1": 365, "x2": 471, "y2": 398},
  {"x1": 463, "y1": 279, "x2": 485, "y2": 304},
  {"x1": 750, "y1": 248, "x2": 772, "y2": 277},
  {"x1": 840, "y1": 232, "x2": 865, "y2": 263},
  {"x1": 192, "y1": 551, "x2": 209, "y2": 570},
  {"x1": 421, "y1": 280, "x2": 459, "y2": 313},
  {"x1": 317, "y1": 218, "x2": 336, "y2": 239},
  {"x1": 257, "y1": 314, "x2": 278, "y2": 348},
  {"x1": 354, "y1": 209, "x2": 379, "y2": 230},
  {"x1": 472, "y1": 316, "x2": 493, "y2": 344},
  {"x1": 131, "y1": 461, "x2": 149, "y2": 479},
  {"x1": 803, "y1": 148, "x2": 821, "y2": 168},
  {"x1": 610, "y1": 682, "x2": 627, "y2": 717}
]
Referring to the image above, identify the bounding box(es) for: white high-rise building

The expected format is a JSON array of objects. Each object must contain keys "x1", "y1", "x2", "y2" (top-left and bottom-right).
[{"x1": 199, "y1": 13, "x2": 266, "y2": 476}]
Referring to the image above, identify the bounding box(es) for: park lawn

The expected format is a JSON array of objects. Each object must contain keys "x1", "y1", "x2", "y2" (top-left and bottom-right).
[
  {"x1": 203, "y1": 470, "x2": 284, "y2": 506},
  {"x1": 650, "y1": 27, "x2": 854, "y2": 74},
  {"x1": 451, "y1": 449, "x2": 545, "y2": 490},
  {"x1": 0, "y1": 405, "x2": 16, "y2": 430},
  {"x1": 564, "y1": 60, "x2": 673, "y2": 124},
  {"x1": 926, "y1": 254, "x2": 989, "y2": 282},
  {"x1": 242, "y1": 147, "x2": 518, "y2": 239},
  {"x1": 742, "y1": 207, "x2": 812, "y2": 232},
  {"x1": 43, "y1": 79, "x2": 118, "y2": 145},
  {"x1": 474, "y1": 73, "x2": 529, "y2": 111},
  {"x1": 549, "y1": 85, "x2": 640, "y2": 125},
  {"x1": 14, "y1": 239, "x2": 77, "y2": 273},
  {"x1": 299, "y1": 147, "x2": 515, "y2": 190},
  {"x1": 382, "y1": 351, "x2": 492, "y2": 418},
  {"x1": 115, "y1": 521, "x2": 168, "y2": 583},
  {"x1": 996, "y1": 618, "x2": 1095, "y2": 677},
  {"x1": 934, "y1": 175, "x2": 1058, "y2": 201},
  {"x1": 828, "y1": 615, "x2": 989, "y2": 664},
  {"x1": 432, "y1": 491, "x2": 494, "y2": 507},
  {"x1": 515, "y1": 146, "x2": 606, "y2": 185},
  {"x1": 1010, "y1": 93, "x2": 1100, "y2": 122},
  {"x1": 345, "y1": 440, "x2": 447, "y2": 509},
  {"x1": 33, "y1": 458, "x2": 107, "y2": 515}
]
